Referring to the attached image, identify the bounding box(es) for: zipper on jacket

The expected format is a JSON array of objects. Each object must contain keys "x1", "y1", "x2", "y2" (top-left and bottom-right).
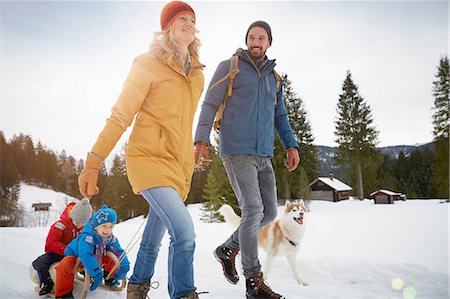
[
  {"x1": 265, "y1": 76, "x2": 270, "y2": 92},
  {"x1": 243, "y1": 50, "x2": 275, "y2": 79},
  {"x1": 244, "y1": 51, "x2": 262, "y2": 77}
]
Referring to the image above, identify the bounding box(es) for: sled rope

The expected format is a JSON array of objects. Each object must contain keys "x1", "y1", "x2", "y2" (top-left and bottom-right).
[{"x1": 105, "y1": 216, "x2": 148, "y2": 280}]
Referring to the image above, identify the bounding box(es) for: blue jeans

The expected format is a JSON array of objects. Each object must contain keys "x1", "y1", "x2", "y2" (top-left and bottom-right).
[
  {"x1": 222, "y1": 155, "x2": 278, "y2": 278},
  {"x1": 129, "y1": 187, "x2": 196, "y2": 299}
]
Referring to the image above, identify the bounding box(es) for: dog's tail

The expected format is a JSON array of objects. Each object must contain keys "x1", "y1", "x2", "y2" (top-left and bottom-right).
[{"x1": 218, "y1": 204, "x2": 241, "y2": 230}]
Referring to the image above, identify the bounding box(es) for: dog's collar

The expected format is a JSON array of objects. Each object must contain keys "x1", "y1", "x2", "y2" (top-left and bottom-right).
[
  {"x1": 284, "y1": 235, "x2": 297, "y2": 247},
  {"x1": 279, "y1": 223, "x2": 297, "y2": 247}
]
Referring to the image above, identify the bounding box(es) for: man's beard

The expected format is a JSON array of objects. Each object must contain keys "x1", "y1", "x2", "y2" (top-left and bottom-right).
[{"x1": 248, "y1": 46, "x2": 266, "y2": 59}]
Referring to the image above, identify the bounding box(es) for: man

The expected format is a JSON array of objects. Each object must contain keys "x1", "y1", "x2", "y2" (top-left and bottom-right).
[{"x1": 194, "y1": 21, "x2": 299, "y2": 299}]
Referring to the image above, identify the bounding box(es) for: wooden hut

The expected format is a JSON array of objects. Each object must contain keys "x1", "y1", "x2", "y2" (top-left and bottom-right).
[
  {"x1": 32, "y1": 202, "x2": 52, "y2": 211},
  {"x1": 309, "y1": 176, "x2": 352, "y2": 202},
  {"x1": 370, "y1": 189, "x2": 404, "y2": 204}
]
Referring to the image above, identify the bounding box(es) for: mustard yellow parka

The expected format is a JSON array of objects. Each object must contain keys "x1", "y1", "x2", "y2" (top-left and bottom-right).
[{"x1": 91, "y1": 51, "x2": 204, "y2": 200}]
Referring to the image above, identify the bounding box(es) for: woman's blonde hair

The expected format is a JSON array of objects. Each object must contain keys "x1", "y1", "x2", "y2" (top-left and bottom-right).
[{"x1": 150, "y1": 22, "x2": 201, "y2": 65}]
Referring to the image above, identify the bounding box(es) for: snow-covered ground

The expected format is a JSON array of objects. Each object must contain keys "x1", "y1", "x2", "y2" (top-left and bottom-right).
[{"x1": 0, "y1": 184, "x2": 448, "y2": 298}]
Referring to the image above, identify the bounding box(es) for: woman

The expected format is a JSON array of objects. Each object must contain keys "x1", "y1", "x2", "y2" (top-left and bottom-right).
[{"x1": 77, "y1": 2, "x2": 204, "y2": 299}]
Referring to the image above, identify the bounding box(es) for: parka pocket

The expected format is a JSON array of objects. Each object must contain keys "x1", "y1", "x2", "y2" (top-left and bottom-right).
[
  {"x1": 158, "y1": 126, "x2": 164, "y2": 155},
  {"x1": 127, "y1": 122, "x2": 162, "y2": 158}
]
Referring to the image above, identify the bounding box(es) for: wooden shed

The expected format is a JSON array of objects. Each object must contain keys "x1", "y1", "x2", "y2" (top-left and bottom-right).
[
  {"x1": 370, "y1": 189, "x2": 404, "y2": 204},
  {"x1": 32, "y1": 202, "x2": 52, "y2": 211},
  {"x1": 309, "y1": 176, "x2": 352, "y2": 202}
]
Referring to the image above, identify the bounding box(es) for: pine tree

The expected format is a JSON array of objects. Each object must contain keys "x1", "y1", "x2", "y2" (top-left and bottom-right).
[
  {"x1": 272, "y1": 74, "x2": 318, "y2": 200},
  {"x1": 103, "y1": 154, "x2": 126, "y2": 213},
  {"x1": 272, "y1": 136, "x2": 290, "y2": 200},
  {"x1": 431, "y1": 55, "x2": 449, "y2": 199},
  {"x1": 0, "y1": 132, "x2": 21, "y2": 226},
  {"x1": 186, "y1": 169, "x2": 207, "y2": 204},
  {"x1": 394, "y1": 151, "x2": 409, "y2": 193},
  {"x1": 334, "y1": 71, "x2": 379, "y2": 199},
  {"x1": 200, "y1": 143, "x2": 237, "y2": 222},
  {"x1": 407, "y1": 149, "x2": 435, "y2": 198},
  {"x1": 102, "y1": 147, "x2": 134, "y2": 221},
  {"x1": 376, "y1": 154, "x2": 397, "y2": 191},
  {"x1": 9, "y1": 133, "x2": 36, "y2": 181},
  {"x1": 282, "y1": 74, "x2": 318, "y2": 181}
]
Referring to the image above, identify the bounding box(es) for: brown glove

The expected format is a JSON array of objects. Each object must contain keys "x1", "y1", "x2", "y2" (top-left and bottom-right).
[
  {"x1": 284, "y1": 147, "x2": 300, "y2": 172},
  {"x1": 78, "y1": 152, "x2": 103, "y2": 199},
  {"x1": 194, "y1": 141, "x2": 210, "y2": 166}
]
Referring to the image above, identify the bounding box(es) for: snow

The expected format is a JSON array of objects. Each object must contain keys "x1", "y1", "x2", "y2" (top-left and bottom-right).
[{"x1": 1, "y1": 184, "x2": 448, "y2": 299}]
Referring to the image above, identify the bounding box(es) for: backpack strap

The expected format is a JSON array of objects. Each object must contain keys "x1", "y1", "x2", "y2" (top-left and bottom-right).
[
  {"x1": 213, "y1": 55, "x2": 239, "y2": 132},
  {"x1": 272, "y1": 69, "x2": 281, "y2": 106}
]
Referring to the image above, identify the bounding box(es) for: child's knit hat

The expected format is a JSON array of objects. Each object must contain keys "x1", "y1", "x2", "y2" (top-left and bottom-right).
[
  {"x1": 70, "y1": 198, "x2": 92, "y2": 225},
  {"x1": 92, "y1": 204, "x2": 117, "y2": 229}
]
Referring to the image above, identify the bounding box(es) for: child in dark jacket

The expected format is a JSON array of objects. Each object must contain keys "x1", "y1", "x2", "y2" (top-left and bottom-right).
[
  {"x1": 55, "y1": 204, "x2": 130, "y2": 299},
  {"x1": 32, "y1": 198, "x2": 92, "y2": 296}
]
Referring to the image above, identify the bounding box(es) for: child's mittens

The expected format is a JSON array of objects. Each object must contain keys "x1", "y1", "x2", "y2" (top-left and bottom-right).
[
  {"x1": 114, "y1": 265, "x2": 130, "y2": 281},
  {"x1": 90, "y1": 271, "x2": 103, "y2": 291}
]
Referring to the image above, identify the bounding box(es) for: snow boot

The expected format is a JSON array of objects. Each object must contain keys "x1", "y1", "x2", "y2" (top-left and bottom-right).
[
  {"x1": 180, "y1": 291, "x2": 199, "y2": 299},
  {"x1": 246, "y1": 272, "x2": 285, "y2": 299},
  {"x1": 126, "y1": 280, "x2": 159, "y2": 299},
  {"x1": 213, "y1": 245, "x2": 240, "y2": 284},
  {"x1": 39, "y1": 278, "x2": 54, "y2": 296}
]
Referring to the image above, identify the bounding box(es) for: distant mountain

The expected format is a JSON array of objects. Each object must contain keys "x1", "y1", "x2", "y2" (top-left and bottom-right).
[
  {"x1": 315, "y1": 145, "x2": 339, "y2": 176},
  {"x1": 377, "y1": 143, "x2": 435, "y2": 159},
  {"x1": 316, "y1": 142, "x2": 435, "y2": 176}
]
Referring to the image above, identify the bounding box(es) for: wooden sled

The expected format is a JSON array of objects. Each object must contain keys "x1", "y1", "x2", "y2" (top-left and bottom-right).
[
  {"x1": 77, "y1": 250, "x2": 127, "y2": 299},
  {"x1": 34, "y1": 251, "x2": 126, "y2": 299}
]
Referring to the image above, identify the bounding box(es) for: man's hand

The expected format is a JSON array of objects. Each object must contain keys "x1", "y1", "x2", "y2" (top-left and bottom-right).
[
  {"x1": 78, "y1": 152, "x2": 103, "y2": 199},
  {"x1": 194, "y1": 142, "x2": 211, "y2": 170},
  {"x1": 284, "y1": 147, "x2": 300, "y2": 172}
]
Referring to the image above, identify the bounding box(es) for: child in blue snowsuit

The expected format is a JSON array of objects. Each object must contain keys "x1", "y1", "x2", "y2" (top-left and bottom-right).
[{"x1": 55, "y1": 204, "x2": 130, "y2": 298}]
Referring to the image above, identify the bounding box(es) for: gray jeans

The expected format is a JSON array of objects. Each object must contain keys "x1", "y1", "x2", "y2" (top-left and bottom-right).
[{"x1": 222, "y1": 154, "x2": 278, "y2": 278}]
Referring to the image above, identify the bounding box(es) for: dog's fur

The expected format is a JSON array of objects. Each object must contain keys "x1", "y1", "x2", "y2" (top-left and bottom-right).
[{"x1": 218, "y1": 200, "x2": 309, "y2": 285}]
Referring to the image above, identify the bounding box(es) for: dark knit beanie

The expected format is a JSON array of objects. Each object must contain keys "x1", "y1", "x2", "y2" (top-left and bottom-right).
[
  {"x1": 245, "y1": 20, "x2": 272, "y2": 45},
  {"x1": 160, "y1": 1, "x2": 195, "y2": 31}
]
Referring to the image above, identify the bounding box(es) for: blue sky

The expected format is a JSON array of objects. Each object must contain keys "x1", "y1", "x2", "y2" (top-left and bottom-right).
[{"x1": 1, "y1": 1, "x2": 447, "y2": 162}]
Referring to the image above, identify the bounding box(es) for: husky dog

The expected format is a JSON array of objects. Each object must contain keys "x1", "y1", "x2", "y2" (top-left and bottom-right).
[{"x1": 219, "y1": 200, "x2": 309, "y2": 285}]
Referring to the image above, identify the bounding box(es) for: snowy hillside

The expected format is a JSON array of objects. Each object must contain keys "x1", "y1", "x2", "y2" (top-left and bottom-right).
[
  {"x1": 18, "y1": 183, "x2": 80, "y2": 227},
  {"x1": 0, "y1": 185, "x2": 448, "y2": 299}
]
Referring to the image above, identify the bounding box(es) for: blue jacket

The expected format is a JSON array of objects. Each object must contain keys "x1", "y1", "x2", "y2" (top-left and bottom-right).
[
  {"x1": 195, "y1": 48, "x2": 298, "y2": 157},
  {"x1": 64, "y1": 217, "x2": 130, "y2": 279}
]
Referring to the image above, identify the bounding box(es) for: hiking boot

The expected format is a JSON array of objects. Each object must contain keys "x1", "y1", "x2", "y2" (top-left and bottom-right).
[
  {"x1": 39, "y1": 278, "x2": 54, "y2": 296},
  {"x1": 127, "y1": 281, "x2": 159, "y2": 299},
  {"x1": 246, "y1": 272, "x2": 285, "y2": 299},
  {"x1": 180, "y1": 291, "x2": 199, "y2": 299},
  {"x1": 213, "y1": 245, "x2": 240, "y2": 284}
]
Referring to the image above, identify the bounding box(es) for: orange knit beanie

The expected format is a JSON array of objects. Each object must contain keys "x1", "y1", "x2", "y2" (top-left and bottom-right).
[{"x1": 160, "y1": 1, "x2": 195, "y2": 31}]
